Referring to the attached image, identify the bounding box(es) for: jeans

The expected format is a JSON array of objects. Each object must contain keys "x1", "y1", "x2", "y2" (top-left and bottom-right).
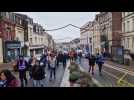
[
  {"x1": 63, "y1": 61, "x2": 66, "y2": 68},
  {"x1": 33, "y1": 80, "x2": 44, "y2": 87},
  {"x1": 19, "y1": 70, "x2": 27, "y2": 87},
  {"x1": 50, "y1": 68, "x2": 56, "y2": 80},
  {"x1": 78, "y1": 57, "x2": 81, "y2": 64}
]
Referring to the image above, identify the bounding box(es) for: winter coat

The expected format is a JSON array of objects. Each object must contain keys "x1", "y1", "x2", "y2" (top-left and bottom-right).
[
  {"x1": 16, "y1": 60, "x2": 29, "y2": 71},
  {"x1": 88, "y1": 56, "x2": 96, "y2": 66},
  {"x1": 63, "y1": 54, "x2": 67, "y2": 62},
  {"x1": 40, "y1": 54, "x2": 47, "y2": 65},
  {"x1": 96, "y1": 55, "x2": 104, "y2": 64},
  {"x1": 31, "y1": 65, "x2": 45, "y2": 80},
  {"x1": 57, "y1": 54, "x2": 63, "y2": 62}
]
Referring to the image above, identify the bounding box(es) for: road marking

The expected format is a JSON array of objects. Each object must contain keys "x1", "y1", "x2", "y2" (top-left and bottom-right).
[
  {"x1": 60, "y1": 61, "x2": 70, "y2": 87},
  {"x1": 103, "y1": 70, "x2": 134, "y2": 87},
  {"x1": 103, "y1": 70, "x2": 119, "y2": 79},
  {"x1": 104, "y1": 63, "x2": 134, "y2": 76},
  {"x1": 81, "y1": 58, "x2": 134, "y2": 87},
  {"x1": 79, "y1": 64, "x2": 103, "y2": 87}
]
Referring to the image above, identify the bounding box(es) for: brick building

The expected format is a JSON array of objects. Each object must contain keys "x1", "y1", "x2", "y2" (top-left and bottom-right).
[{"x1": 0, "y1": 12, "x2": 16, "y2": 62}]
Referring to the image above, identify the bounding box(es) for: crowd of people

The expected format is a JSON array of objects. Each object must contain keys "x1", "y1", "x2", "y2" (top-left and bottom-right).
[
  {"x1": 0, "y1": 48, "x2": 105, "y2": 87},
  {"x1": 0, "y1": 49, "x2": 69, "y2": 87}
]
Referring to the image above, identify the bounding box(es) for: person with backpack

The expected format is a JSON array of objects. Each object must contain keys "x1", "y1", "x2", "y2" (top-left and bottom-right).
[
  {"x1": 96, "y1": 53, "x2": 105, "y2": 76},
  {"x1": 31, "y1": 60, "x2": 45, "y2": 87},
  {"x1": 16, "y1": 55, "x2": 28, "y2": 87},
  {"x1": 48, "y1": 55, "x2": 57, "y2": 81},
  {"x1": 0, "y1": 69, "x2": 19, "y2": 87}
]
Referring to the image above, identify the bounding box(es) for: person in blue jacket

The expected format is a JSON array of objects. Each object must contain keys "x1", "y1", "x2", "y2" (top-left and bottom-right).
[{"x1": 96, "y1": 53, "x2": 105, "y2": 76}]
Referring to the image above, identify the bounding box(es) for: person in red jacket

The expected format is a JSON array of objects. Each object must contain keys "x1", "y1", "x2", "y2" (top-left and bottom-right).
[{"x1": 0, "y1": 69, "x2": 19, "y2": 87}]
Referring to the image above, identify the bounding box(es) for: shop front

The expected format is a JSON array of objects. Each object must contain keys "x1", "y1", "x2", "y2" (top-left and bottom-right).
[
  {"x1": 29, "y1": 45, "x2": 45, "y2": 57},
  {"x1": 4, "y1": 41, "x2": 21, "y2": 63}
]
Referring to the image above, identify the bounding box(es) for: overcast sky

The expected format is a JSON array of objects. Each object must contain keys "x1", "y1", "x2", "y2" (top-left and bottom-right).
[{"x1": 17, "y1": 12, "x2": 99, "y2": 43}]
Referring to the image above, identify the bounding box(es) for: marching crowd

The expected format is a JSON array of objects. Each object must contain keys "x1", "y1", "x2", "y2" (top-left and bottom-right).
[{"x1": 0, "y1": 49, "x2": 106, "y2": 87}]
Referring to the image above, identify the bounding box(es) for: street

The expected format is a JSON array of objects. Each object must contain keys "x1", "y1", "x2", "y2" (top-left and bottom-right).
[
  {"x1": 0, "y1": 12, "x2": 134, "y2": 87},
  {"x1": 80, "y1": 58, "x2": 134, "y2": 87},
  {"x1": 0, "y1": 57, "x2": 134, "y2": 87}
]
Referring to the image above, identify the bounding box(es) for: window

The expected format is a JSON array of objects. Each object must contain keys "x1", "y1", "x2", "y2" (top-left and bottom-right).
[
  {"x1": 30, "y1": 38, "x2": 32, "y2": 44},
  {"x1": 122, "y1": 39, "x2": 125, "y2": 47},
  {"x1": 132, "y1": 37, "x2": 134, "y2": 48},
  {"x1": 35, "y1": 37, "x2": 37, "y2": 43},
  {"x1": 127, "y1": 21, "x2": 130, "y2": 32},
  {"x1": 20, "y1": 19, "x2": 22, "y2": 25},
  {"x1": 133, "y1": 19, "x2": 134, "y2": 31},
  {"x1": 41, "y1": 38, "x2": 42, "y2": 42},
  {"x1": 123, "y1": 22, "x2": 125, "y2": 32},
  {"x1": 127, "y1": 38, "x2": 130, "y2": 48}
]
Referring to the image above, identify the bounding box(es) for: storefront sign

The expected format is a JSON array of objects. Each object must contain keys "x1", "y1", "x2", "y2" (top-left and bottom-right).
[{"x1": 5, "y1": 41, "x2": 21, "y2": 49}]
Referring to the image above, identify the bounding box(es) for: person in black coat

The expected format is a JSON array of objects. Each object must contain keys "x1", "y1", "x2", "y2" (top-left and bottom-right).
[
  {"x1": 31, "y1": 60, "x2": 45, "y2": 87},
  {"x1": 88, "y1": 54, "x2": 96, "y2": 75},
  {"x1": 62, "y1": 53, "x2": 67, "y2": 68},
  {"x1": 56, "y1": 51, "x2": 63, "y2": 67}
]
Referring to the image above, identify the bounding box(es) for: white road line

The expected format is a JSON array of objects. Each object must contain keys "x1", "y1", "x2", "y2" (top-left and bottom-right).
[
  {"x1": 104, "y1": 63, "x2": 134, "y2": 76},
  {"x1": 60, "y1": 61, "x2": 70, "y2": 87},
  {"x1": 79, "y1": 64, "x2": 103, "y2": 87}
]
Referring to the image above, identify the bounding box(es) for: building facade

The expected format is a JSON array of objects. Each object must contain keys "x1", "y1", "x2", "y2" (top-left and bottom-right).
[
  {"x1": 0, "y1": 12, "x2": 16, "y2": 62},
  {"x1": 122, "y1": 12, "x2": 134, "y2": 54},
  {"x1": 70, "y1": 38, "x2": 80, "y2": 50},
  {"x1": 80, "y1": 21, "x2": 93, "y2": 53},
  {"x1": 92, "y1": 14, "x2": 101, "y2": 54},
  {"x1": 14, "y1": 13, "x2": 25, "y2": 57},
  {"x1": 98, "y1": 12, "x2": 122, "y2": 54},
  {"x1": 29, "y1": 23, "x2": 45, "y2": 56}
]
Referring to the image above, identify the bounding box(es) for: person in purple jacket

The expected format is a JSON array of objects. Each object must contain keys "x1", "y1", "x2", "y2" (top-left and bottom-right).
[{"x1": 16, "y1": 55, "x2": 28, "y2": 87}]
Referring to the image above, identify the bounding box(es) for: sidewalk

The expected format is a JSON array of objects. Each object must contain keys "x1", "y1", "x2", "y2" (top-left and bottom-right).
[{"x1": 105, "y1": 60, "x2": 134, "y2": 72}]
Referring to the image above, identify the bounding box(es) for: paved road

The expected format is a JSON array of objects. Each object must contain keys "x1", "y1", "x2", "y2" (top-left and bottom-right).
[{"x1": 80, "y1": 58, "x2": 134, "y2": 87}]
